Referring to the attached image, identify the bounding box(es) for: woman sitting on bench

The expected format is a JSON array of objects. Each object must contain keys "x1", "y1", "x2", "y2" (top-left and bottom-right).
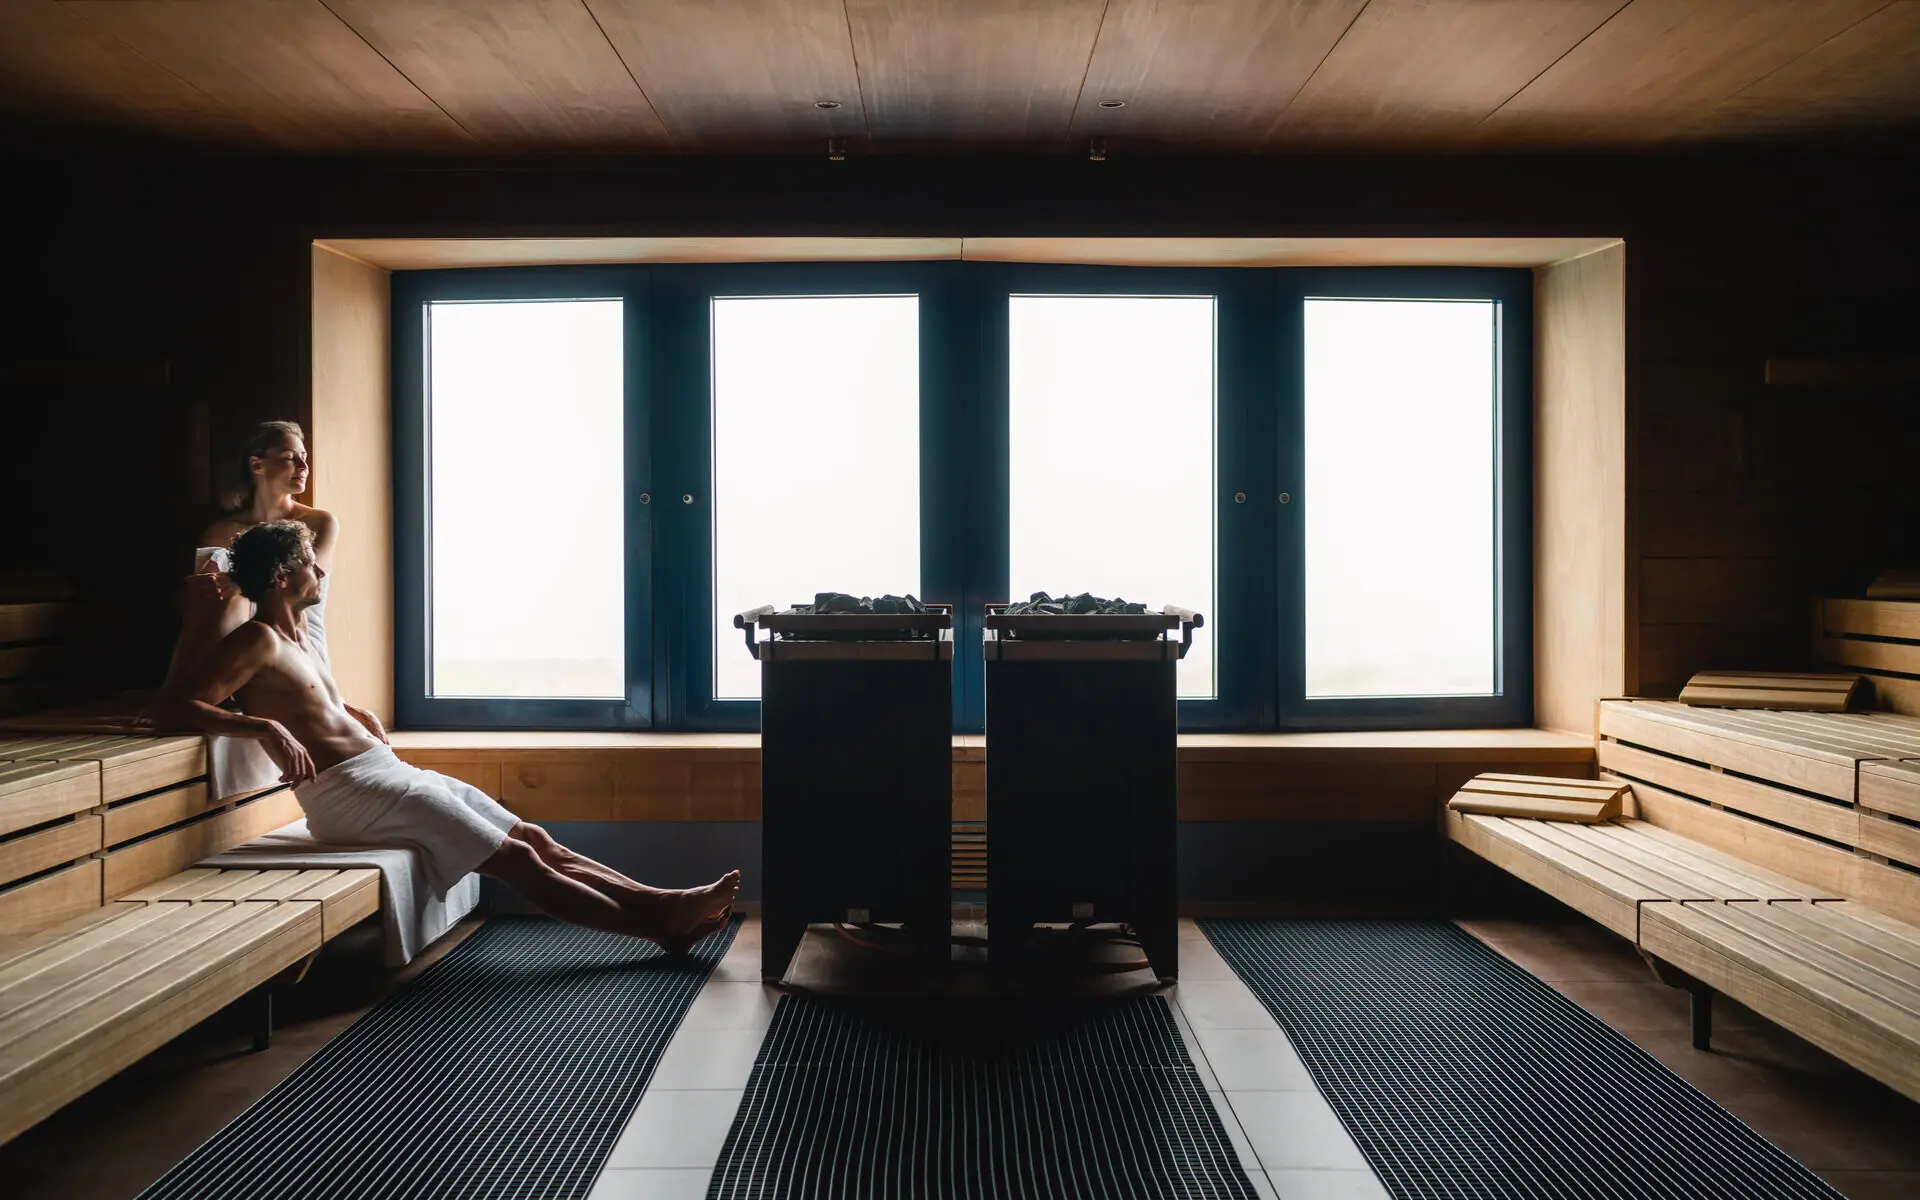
[{"x1": 158, "y1": 520, "x2": 738, "y2": 954}]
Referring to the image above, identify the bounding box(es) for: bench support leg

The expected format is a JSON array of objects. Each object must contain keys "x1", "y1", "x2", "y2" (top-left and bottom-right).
[
  {"x1": 1640, "y1": 950, "x2": 1714, "y2": 1051},
  {"x1": 1690, "y1": 986, "x2": 1713, "y2": 1051},
  {"x1": 250, "y1": 988, "x2": 274, "y2": 1053}
]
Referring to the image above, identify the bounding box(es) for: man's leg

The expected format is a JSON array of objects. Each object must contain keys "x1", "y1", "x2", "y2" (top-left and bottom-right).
[
  {"x1": 480, "y1": 837, "x2": 738, "y2": 951},
  {"x1": 512, "y1": 822, "x2": 670, "y2": 905}
]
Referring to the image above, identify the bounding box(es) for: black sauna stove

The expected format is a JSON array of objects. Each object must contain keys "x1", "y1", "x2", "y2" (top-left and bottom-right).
[
  {"x1": 736, "y1": 603, "x2": 953, "y2": 981},
  {"x1": 984, "y1": 604, "x2": 1202, "y2": 981}
]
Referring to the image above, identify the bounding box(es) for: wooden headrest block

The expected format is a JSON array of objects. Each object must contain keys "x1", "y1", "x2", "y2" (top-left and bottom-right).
[
  {"x1": 1446, "y1": 773, "x2": 1627, "y2": 823},
  {"x1": 1867, "y1": 568, "x2": 1920, "y2": 600},
  {"x1": 1678, "y1": 670, "x2": 1866, "y2": 712}
]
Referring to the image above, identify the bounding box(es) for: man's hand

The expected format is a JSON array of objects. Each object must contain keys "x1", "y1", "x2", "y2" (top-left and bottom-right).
[
  {"x1": 346, "y1": 704, "x2": 389, "y2": 745},
  {"x1": 260, "y1": 719, "x2": 316, "y2": 785}
]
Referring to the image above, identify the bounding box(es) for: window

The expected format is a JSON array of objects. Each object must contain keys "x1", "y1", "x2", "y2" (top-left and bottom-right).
[
  {"x1": 710, "y1": 295, "x2": 921, "y2": 701},
  {"x1": 1304, "y1": 298, "x2": 1495, "y2": 698},
  {"x1": 1007, "y1": 294, "x2": 1217, "y2": 698},
  {"x1": 427, "y1": 299, "x2": 626, "y2": 699},
  {"x1": 393, "y1": 263, "x2": 1529, "y2": 732}
]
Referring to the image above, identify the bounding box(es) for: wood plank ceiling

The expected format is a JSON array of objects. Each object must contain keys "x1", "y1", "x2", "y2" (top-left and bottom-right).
[{"x1": 1, "y1": 0, "x2": 1915, "y2": 154}]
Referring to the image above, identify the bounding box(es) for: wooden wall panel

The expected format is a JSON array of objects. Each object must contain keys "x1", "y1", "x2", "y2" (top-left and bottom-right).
[
  {"x1": 1073, "y1": 0, "x2": 1365, "y2": 148},
  {"x1": 310, "y1": 245, "x2": 394, "y2": 723},
  {"x1": 1534, "y1": 244, "x2": 1626, "y2": 733},
  {"x1": 321, "y1": 0, "x2": 670, "y2": 152},
  {"x1": 845, "y1": 0, "x2": 1107, "y2": 147}
]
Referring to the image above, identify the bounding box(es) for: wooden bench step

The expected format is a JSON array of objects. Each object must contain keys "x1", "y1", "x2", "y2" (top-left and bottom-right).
[
  {"x1": 0, "y1": 865, "x2": 382, "y2": 1145},
  {"x1": 1640, "y1": 900, "x2": 1920, "y2": 1101}
]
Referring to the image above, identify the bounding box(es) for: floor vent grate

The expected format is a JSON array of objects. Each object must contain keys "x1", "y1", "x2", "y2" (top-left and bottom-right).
[
  {"x1": 710, "y1": 993, "x2": 1258, "y2": 1199},
  {"x1": 1201, "y1": 919, "x2": 1844, "y2": 1200},
  {"x1": 138, "y1": 916, "x2": 735, "y2": 1200}
]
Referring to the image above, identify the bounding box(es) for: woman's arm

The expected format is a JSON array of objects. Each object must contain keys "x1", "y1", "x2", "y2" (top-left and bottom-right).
[{"x1": 305, "y1": 509, "x2": 340, "y2": 573}]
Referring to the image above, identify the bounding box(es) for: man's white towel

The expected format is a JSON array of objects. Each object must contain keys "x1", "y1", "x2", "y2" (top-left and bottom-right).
[
  {"x1": 202, "y1": 818, "x2": 479, "y2": 966},
  {"x1": 196, "y1": 545, "x2": 331, "y2": 800}
]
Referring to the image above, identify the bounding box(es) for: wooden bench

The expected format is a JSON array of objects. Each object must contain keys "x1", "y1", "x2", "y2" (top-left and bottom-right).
[
  {"x1": 0, "y1": 734, "x2": 303, "y2": 933},
  {"x1": 0, "y1": 730, "x2": 384, "y2": 1145},
  {"x1": 1449, "y1": 701, "x2": 1920, "y2": 1103},
  {"x1": 0, "y1": 865, "x2": 380, "y2": 1145}
]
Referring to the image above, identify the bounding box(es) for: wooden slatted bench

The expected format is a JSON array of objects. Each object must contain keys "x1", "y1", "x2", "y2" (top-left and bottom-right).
[
  {"x1": 0, "y1": 734, "x2": 303, "y2": 933},
  {"x1": 1449, "y1": 702, "x2": 1920, "y2": 1103},
  {"x1": 0, "y1": 865, "x2": 380, "y2": 1145}
]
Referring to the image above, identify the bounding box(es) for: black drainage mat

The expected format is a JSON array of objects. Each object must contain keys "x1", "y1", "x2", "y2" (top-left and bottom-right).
[
  {"x1": 139, "y1": 916, "x2": 736, "y2": 1200},
  {"x1": 710, "y1": 994, "x2": 1258, "y2": 1200},
  {"x1": 1201, "y1": 919, "x2": 1844, "y2": 1200}
]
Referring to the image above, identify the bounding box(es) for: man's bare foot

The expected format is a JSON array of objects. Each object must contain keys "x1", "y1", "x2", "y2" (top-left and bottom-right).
[
  {"x1": 657, "y1": 909, "x2": 731, "y2": 957},
  {"x1": 640, "y1": 870, "x2": 740, "y2": 940}
]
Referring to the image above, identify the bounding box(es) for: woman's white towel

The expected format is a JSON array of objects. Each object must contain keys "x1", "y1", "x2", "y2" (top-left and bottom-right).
[{"x1": 195, "y1": 545, "x2": 331, "y2": 799}]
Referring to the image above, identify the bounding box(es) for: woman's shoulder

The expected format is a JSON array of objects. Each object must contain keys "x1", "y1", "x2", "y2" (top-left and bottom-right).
[
  {"x1": 198, "y1": 515, "x2": 249, "y2": 548},
  {"x1": 291, "y1": 505, "x2": 338, "y2": 539}
]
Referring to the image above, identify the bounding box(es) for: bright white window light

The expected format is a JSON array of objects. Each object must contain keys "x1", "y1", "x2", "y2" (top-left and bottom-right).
[
  {"x1": 1304, "y1": 297, "x2": 1497, "y2": 698},
  {"x1": 1008, "y1": 295, "x2": 1217, "y2": 698},
  {"x1": 428, "y1": 299, "x2": 625, "y2": 698},
  {"x1": 711, "y1": 295, "x2": 921, "y2": 701}
]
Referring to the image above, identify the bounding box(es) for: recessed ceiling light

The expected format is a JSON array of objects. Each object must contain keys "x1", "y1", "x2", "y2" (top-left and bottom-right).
[
  {"x1": 1097, "y1": 99, "x2": 1126, "y2": 109},
  {"x1": 815, "y1": 100, "x2": 842, "y2": 109}
]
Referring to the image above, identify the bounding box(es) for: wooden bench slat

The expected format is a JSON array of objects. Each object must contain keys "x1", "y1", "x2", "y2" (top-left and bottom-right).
[
  {"x1": 0, "y1": 903, "x2": 184, "y2": 997},
  {"x1": 1825, "y1": 598, "x2": 1920, "y2": 641},
  {"x1": 288, "y1": 869, "x2": 381, "y2": 940},
  {"x1": 1597, "y1": 739, "x2": 1860, "y2": 846},
  {"x1": 1601, "y1": 820, "x2": 1830, "y2": 900},
  {"x1": 247, "y1": 869, "x2": 342, "y2": 902},
  {"x1": 0, "y1": 860, "x2": 102, "y2": 935},
  {"x1": 1858, "y1": 815, "x2": 1920, "y2": 869},
  {"x1": 1860, "y1": 760, "x2": 1920, "y2": 823},
  {"x1": 1739, "y1": 903, "x2": 1920, "y2": 996},
  {"x1": 102, "y1": 781, "x2": 217, "y2": 847},
  {"x1": 0, "y1": 816, "x2": 101, "y2": 888},
  {"x1": 1598, "y1": 705, "x2": 1857, "y2": 801},
  {"x1": 1652, "y1": 903, "x2": 1920, "y2": 1037},
  {"x1": 0, "y1": 736, "x2": 206, "y2": 804},
  {"x1": 0, "y1": 903, "x2": 212, "y2": 1016},
  {"x1": 0, "y1": 903, "x2": 320, "y2": 1145},
  {"x1": 0, "y1": 762, "x2": 99, "y2": 840},
  {"x1": 0, "y1": 903, "x2": 252, "y2": 1032},
  {"x1": 101, "y1": 790, "x2": 303, "y2": 899},
  {"x1": 1521, "y1": 821, "x2": 1729, "y2": 900},
  {"x1": 1640, "y1": 904, "x2": 1920, "y2": 1101},
  {"x1": 1446, "y1": 811, "x2": 1655, "y2": 940},
  {"x1": 114, "y1": 868, "x2": 224, "y2": 903}
]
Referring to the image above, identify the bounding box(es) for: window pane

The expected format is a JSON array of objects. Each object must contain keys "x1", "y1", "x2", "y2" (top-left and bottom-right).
[
  {"x1": 428, "y1": 299, "x2": 625, "y2": 698},
  {"x1": 1008, "y1": 295, "x2": 1217, "y2": 698},
  {"x1": 1304, "y1": 298, "x2": 1496, "y2": 698},
  {"x1": 712, "y1": 295, "x2": 920, "y2": 701}
]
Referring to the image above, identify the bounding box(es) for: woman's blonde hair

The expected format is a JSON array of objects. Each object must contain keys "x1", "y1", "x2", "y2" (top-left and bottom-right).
[{"x1": 223, "y1": 420, "x2": 305, "y2": 511}]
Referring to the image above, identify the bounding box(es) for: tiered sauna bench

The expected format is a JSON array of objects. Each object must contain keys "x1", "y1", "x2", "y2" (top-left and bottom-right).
[
  {"x1": 1450, "y1": 701, "x2": 1920, "y2": 1102},
  {"x1": 0, "y1": 734, "x2": 379, "y2": 1144}
]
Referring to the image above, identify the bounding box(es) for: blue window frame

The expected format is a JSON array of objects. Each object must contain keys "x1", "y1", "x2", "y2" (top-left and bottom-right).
[{"x1": 391, "y1": 262, "x2": 1531, "y2": 733}]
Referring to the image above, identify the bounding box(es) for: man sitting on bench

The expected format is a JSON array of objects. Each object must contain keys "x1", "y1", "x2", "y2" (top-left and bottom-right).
[{"x1": 160, "y1": 520, "x2": 738, "y2": 954}]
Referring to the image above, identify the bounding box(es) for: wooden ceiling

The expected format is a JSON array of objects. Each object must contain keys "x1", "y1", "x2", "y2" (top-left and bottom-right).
[{"x1": 2, "y1": 0, "x2": 1916, "y2": 155}]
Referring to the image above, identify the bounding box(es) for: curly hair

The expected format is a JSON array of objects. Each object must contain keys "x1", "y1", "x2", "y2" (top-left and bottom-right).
[
  {"x1": 228, "y1": 520, "x2": 313, "y2": 602},
  {"x1": 223, "y1": 420, "x2": 305, "y2": 511}
]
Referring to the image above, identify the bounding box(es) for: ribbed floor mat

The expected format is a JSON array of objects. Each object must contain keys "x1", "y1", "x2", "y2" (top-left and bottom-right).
[
  {"x1": 1201, "y1": 919, "x2": 1844, "y2": 1200},
  {"x1": 139, "y1": 916, "x2": 736, "y2": 1200},
  {"x1": 710, "y1": 994, "x2": 1258, "y2": 1199}
]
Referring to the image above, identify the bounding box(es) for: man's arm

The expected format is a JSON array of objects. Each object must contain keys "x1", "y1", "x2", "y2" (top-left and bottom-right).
[{"x1": 153, "y1": 625, "x2": 317, "y2": 783}]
